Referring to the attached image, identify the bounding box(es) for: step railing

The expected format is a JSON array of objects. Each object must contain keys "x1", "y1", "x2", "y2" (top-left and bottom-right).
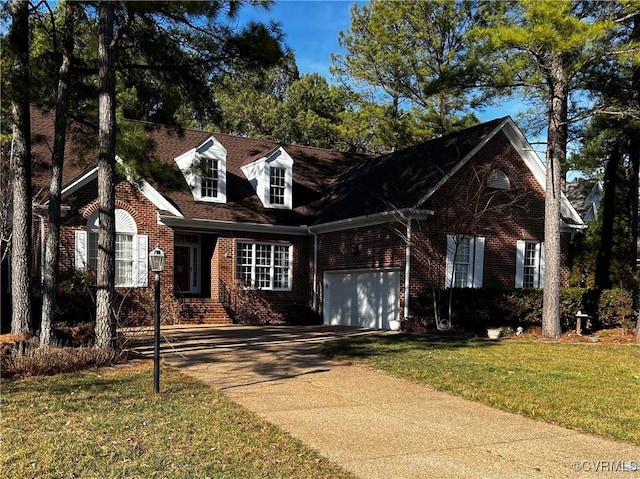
[{"x1": 218, "y1": 278, "x2": 283, "y2": 324}]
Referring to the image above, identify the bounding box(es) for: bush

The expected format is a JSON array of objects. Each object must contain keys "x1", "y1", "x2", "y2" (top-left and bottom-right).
[
  {"x1": 596, "y1": 289, "x2": 635, "y2": 328},
  {"x1": 1, "y1": 342, "x2": 123, "y2": 378},
  {"x1": 54, "y1": 271, "x2": 95, "y2": 325},
  {"x1": 285, "y1": 305, "x2": 322, "y2": 326},
  {"x1": 410, "y1": 287, "x2": 635, "y2": 333}
]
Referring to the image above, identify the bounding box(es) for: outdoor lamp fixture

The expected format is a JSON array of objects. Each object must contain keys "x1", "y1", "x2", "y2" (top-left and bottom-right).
[{"x1": 149, "y1": 245, "x2": 166, "y2": 394}]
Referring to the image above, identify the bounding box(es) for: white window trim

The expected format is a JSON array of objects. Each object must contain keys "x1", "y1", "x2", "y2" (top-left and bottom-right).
[
  {"x1": 175, "y1": 136, "x2": 227, "y2": 204},
  {"x1": 241, "y1": 147, "x2": 294, "y2": 210},
  {"x1": 75, "y1": 210, "x2": 148, "y2": 288},
  {"x1": 236, "y1": 241, "x2": 293, "y2": 291},
  {"x1": 445, "y1": 234, "x2": 484, "y2": 288},
  {"x1": 516, "y1": 240, "x2": 545, "y2": 288}
]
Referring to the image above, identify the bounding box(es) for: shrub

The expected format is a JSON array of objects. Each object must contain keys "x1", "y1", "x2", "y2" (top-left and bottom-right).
[
  {"x1": 1, "y1": 343, "x2": 123, "y2": 378},
  {"x1": 54, "y1": 271, "x2": 95, "y2": 325},
  {"x1": 596, "y1": 289, "x2": 635, "y2": 328},
  {"x1": 285, "y1": 305, "x2": 322, "y2": 326},
  {"x1": 410, "y1": 287, "x2": 635, "y2": 333}
]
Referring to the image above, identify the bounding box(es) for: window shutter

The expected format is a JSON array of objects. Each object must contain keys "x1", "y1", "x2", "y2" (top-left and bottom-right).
[
  {"x1": 472, "y1": 237, "x2": 485, "y2": 288},
  {"x1": 134, "y1": 235, "x2": 149, "y2": 287},
  {"x1": 515, "y1": 240, "x2": 525, "y2": 288},
  {"x1": 445, "y1": 235, "x2": 456, "y2": 288},
  {"x1": 75, "y1": 230, "x2": 87, "y2": 270},
  {"x1": 538, "y1": 242, "x2": 545, "y2": 288}
]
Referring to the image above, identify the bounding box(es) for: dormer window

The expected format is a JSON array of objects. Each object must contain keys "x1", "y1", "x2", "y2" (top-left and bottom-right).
[
  {"x1": 201, "y1": 157, "x2": 219, "y2": 199},
  {"x1": 269, "y1": 167, "x2": 286, "y2": 205},
  {"x1": 175, "y1": 136, "x2": 227, "y2": 203},
  {"x1": 241, "y1": 146, "x2": 294, "y2": 210}
]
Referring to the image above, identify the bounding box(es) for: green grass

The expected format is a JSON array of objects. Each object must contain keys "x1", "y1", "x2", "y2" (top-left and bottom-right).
[
  {"x1": 1, "y1": 363, "x2": 356, "y2": 479},
  {"x1": 323, "y1": 335, "x2": 640, "y2": 445}
]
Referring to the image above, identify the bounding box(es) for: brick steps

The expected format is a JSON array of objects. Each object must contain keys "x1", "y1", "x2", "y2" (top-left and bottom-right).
[{"x1": 178, "y1": 298, "x2": 233, "y2": 325}]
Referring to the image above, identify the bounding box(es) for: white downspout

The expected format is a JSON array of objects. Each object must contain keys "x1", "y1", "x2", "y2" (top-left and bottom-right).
[
  {"x1": 311, "y1": 230, "x2": 318, "y2": 311},
  {"x1": 404, "y1": 218, "x2": 412, "y2": 321}
]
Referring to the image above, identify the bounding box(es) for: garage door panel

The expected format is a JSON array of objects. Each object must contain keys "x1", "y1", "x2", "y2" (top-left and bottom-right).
[{"x1": 324, "y1": 270, "x2": 400, "y2": 330}]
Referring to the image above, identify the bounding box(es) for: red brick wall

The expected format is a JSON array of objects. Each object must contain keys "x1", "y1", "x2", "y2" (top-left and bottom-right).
[
  {"x1": 215, "y1": 232, "x2": 314, "y2": 321},
  {"x1": 316, "y1": 222, "x2": 408, "y2": 318},
  {"x1": 410, "y1": 131, "x2": 548, "y2": 291},
  {"x1": 316, "y1": 131, "x2": 575, "y2": 320},
  {"x1": 58, "y1": 178, "x2": 174, "y2": 325}
]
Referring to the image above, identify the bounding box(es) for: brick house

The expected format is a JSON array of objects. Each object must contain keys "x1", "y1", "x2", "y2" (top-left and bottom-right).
[{"x1": 28, "y1": 107, "x2": 584, "y2": 330}]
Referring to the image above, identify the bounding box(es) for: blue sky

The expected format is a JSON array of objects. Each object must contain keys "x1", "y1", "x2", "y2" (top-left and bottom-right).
[
  {"x1": 238, "y1": 1, "x2": 361, "y2": 79},
  {"x1": 238, "y1": 1, "x2": 530, "y2": 123},
  {"x1": 238, "y1": 1, "x2": 554, "y2": 162}
]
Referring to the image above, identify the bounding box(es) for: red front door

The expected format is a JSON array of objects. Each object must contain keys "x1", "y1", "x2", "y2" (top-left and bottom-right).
[{"x1": 174, "y1": 246, "x2": 190, "y2": 293}]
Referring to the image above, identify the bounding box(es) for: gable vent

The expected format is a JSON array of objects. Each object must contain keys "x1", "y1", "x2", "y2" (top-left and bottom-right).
[{"x1": 487, "y1": 169, "x2": 511, "y2": 190}]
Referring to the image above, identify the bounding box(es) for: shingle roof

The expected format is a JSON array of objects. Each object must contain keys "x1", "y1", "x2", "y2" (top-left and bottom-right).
[
  {"x1": 30, "y1": 107, "x2": 369, "y2": 226},
  {"x1": 30, "y1": 107, "x2": 512, "y2": 228},
  {"x1": 313, "y1": 117, "x2": 508, "y2": 224}
]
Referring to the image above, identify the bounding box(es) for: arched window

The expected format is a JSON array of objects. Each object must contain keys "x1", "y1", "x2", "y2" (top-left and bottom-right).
[
  {"x1": 487, "y1": 169, "x2": 511, "y2": 190},
  {"x1": 75, "y1": 209, "x2": 148, "y2": 287}
]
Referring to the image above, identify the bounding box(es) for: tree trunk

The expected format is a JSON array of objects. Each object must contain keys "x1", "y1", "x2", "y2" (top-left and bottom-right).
[
  {"x1": 541, "y1": 52, "x2": 568, "y2": 340},
  {"x1": 9, "y1": 0, "x2": 32, "y2": 336},
  {"x1": 40, "y1": 2, "x2": 76, "y2": 346},
  {"x1": 95, "y1": 2, "x2": 117, "y2": 350},
  {"x1": 594, "y1": 145, "x2": 620, "y2": 291},
  {"x1": 631, "y1": 141, "x2": 639, "y2": 343},
  {"x1": 630, "y1": 14, "x2": 640, "y2": 343}
]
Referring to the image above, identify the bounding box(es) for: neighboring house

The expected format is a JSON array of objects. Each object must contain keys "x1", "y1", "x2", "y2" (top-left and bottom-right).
[
  {"x1": 27, "y1": 107, "x2": 584, "y2": 330},
  {"x1": 565, "y1": 180, "x2": 603, "y2": 223},
  {"x1": 566, "y1": 179, "x2": 640, "y2": 275}
]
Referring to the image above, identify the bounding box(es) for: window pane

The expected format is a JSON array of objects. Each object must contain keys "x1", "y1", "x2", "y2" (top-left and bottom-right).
[
  {"x1": 237, "y1": 243, "x2": 253, "y2": 286},
  {"x1": 88, "y1": 232, "x2": 98, "y2": 271},
  {"x1": 201, "y1": 158, "x2": 218, "y2": 198},
  {"x1": 236, "y1": 242, "x2": 291, "y2": 289},
  {"x1": 523, "y1": 242, "x2": 537, "y2": 288},
  {"x1": 273, "y1": 245, "x2": 290, "y2": 288},
  {"x1": 269, "y1": 167, "x2": 286, "y2": 205},
  {"x1": 115, "y1": 234, "x2": 134, "y2": 286},
  {"x1": 453, "y1": 238, "x2": 471, "y2": 287}
]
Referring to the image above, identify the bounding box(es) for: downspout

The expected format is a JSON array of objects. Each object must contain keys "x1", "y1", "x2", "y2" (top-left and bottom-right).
[
  {"x1": 404, "y1": 218, "x2": 412, "y2": 322},
  {"x1": 310, "y1": 229, "x2": 318, "y2": 311}
]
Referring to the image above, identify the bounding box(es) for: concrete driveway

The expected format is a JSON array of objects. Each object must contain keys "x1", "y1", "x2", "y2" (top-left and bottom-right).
[{"x1": 128, "y1": 324, "x2": 640, "y2": 479}]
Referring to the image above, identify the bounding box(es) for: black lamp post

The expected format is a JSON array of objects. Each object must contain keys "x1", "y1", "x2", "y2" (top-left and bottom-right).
[{"x1": 148, "y1": 245, "x2": 166, "y2": 394}]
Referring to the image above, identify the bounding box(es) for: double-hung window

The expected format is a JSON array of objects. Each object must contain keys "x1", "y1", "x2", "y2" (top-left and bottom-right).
[
  {"x1": 201, "y1": 157, "x2": 219, "y2": 199},
  {"x1": 516, "y1": 240, "x2": 544, "y2": 288},
  {"x1": 88, "y1": 233, "x2": 134, "y2": 286},
  {"x1": 269, "y1": 167, "x2": 286, "y2": 205},
  {"x1": 453, "y1": 238, "x2": 472, "y2": 288},
  {"x1": 237, "y1": 242, "x2": 292, "y2": 290},
  {"x1": 445, "y1": 234, "x2": 485, "y2": 288},
  {"x1": 77, "y1": 209, "x2": 148, "y2": 288}
]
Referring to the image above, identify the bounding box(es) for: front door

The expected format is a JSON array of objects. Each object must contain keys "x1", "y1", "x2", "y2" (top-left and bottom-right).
[{"x1": 174, "y1": 246, "x2": 191, "y2": 293}]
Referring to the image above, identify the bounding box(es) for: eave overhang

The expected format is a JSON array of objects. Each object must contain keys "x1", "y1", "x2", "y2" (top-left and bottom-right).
[{"x1": 309, "y1": 208, "x2": 434, "y2": 234}]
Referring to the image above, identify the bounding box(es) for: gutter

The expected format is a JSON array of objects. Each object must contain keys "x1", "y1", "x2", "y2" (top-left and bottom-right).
[
  {"x1": 158, "y1": 216, "x2": 310, "y2": 236},
  {"x1": 310, "y1": 230, "x2": 318, "y2": 312},
  {"x1": 308, "y1": 208, "x2": 434, "y2": 234},
  {"x1": 404, "y1": 218, "x2": 412, "y2": 322}
]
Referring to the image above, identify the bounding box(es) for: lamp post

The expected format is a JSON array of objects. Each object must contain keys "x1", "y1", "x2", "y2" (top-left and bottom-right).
[{"x1": 148, "y1": 245, "x2": 166, "y2": 394}]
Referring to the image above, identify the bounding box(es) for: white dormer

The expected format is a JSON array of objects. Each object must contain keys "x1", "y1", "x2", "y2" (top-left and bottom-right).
[
  {"x1": 241, "y1": 146, "x2": 294, "y2": 210},
  {"x1": 175, "y1": 136, "x2": 227, "y2": 203}
]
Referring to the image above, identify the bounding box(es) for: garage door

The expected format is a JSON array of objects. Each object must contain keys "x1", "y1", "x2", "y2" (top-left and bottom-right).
[{"x1": 323, "y1": 269, "x2": 400, "y2": 330}]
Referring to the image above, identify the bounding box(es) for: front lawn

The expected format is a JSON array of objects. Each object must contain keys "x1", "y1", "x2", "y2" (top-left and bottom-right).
[
  {"x1": 1, "y1": 363, "x2": 356, "y2": 479},
  {"x1": 323, "y1": 334, "x2": 640, "y2": 445}
]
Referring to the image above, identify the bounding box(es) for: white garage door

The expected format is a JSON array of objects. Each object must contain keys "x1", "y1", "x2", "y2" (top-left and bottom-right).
[{"x1": 323, "y1": 269, "x2": 400, "y2": 330}]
